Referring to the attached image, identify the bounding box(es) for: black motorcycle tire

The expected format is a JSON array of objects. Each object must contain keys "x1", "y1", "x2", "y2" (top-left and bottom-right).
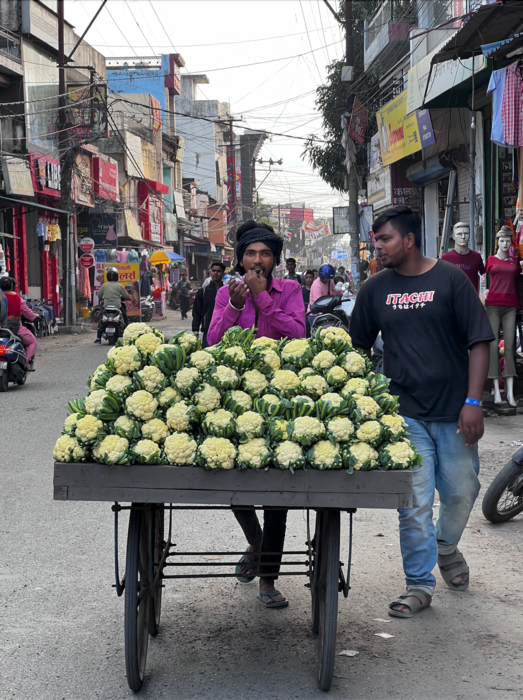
[
  {"x1": 0, "y1": 370, "x2": 8, "y2": 392},
  {"x1": 142, "y1": 309, "x2": 153, "y2": 322},
  {"x1": 90, "y1": 307, "x2": 103, "y2": 324},
  {"x1": 16, "y1": 374, "x2": 27, "y2": 386},
  {"x1": 482, "y1": 459, "x2": 523, "y2": 523}
]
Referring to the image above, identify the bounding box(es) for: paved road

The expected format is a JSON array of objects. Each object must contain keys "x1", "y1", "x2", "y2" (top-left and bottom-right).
[{"x1": 1, "y1": 313, "x2": 522, "y2": 700}]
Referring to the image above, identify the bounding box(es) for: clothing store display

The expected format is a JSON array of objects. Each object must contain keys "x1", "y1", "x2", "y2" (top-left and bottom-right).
[
  {"x1": 94, "y1": 249, "x2": 109, "y2": 263},
  {"x1": 108, "y1": 249, "x2": 118, "y2": 262},
  {"x1": 485, "y1": 256, "x2": 520, "y2": 307},
  {"x1": 501, "y1": 60, "x2": 523, "y2": 148},
  {"x1": 442, "y1": 249, "x2": 485, "y2": 292},
  {"x1": 117, "y1": 250, "x2": 129, "y2": 263},
  {"x1": 127, "y1": 249, "x2": 140, "y2": 264},
  {"x1": 485, "y1": 305, "x2": 517, "y2": 378},
  {"x1": 487, "y1": 66, "x2": 509, "y2": 147}
]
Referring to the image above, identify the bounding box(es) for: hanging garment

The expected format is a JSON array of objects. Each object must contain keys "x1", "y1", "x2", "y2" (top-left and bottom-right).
[
  {"x1": 94, "y1": 249, "x2": 109, "y2": 263},
  {"x1": 127, "y1": 249, "x2": 140, "y2": 263},
  {"x1": 501, "y1": 61, "x2": 523, "y2": 148},
  {"x1": 487, "y1": 66, "x2": 509, "y2": 147},
  {"x1": 117, "y1": 250, "x2": 129, "y2": 263}
]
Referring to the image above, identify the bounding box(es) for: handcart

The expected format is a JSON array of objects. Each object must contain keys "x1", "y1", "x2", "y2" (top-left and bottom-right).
[{"x1": 54, "y1": 463, "x2": 412, "y2": 692}]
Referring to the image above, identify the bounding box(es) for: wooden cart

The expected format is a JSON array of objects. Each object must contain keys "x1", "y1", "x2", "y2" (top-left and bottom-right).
[{"x1": 54, "y1": 463, "x2": 412, "y2": 693}]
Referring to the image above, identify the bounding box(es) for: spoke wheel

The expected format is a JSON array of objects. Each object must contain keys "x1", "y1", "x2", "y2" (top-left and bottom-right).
[
  {"x1": 149, "y1": 505, "x2": 165, "y2": 636},
  {"x1": 125, "y1": 507, "x2": 151, "y2": 692},
  {"x1": 316, "y1": 510, "x2": 340, "y2": 692},
  {"x1": 310, "y1": 511, "x2": 324, "y2": 635},
  {"x1": 482, "y1": 459, "x2": 523, "y2": 522},
  {"x1": 0, "y1": 370, "x2": 8, "y2": 392}
]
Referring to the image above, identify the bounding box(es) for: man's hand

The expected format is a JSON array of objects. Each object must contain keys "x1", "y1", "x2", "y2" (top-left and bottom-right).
[
  {"x1": 229, "y1": 279, "x2": 250, "y2": 310},
  {"x1": 243, "y1": 269, "x2": 267, "y2": 297},
  {"x1": 457, "y1": 404, "x2": 484, "y2": 446}
]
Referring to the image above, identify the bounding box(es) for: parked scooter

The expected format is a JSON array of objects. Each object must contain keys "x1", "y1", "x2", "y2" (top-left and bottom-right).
[
  {"x1": 99, "y1": 306, "x2": 125, "y2": 344},
  {"x1": 0, "y1": 327, "x2": 29, "y2": 391},
  {"x1": 482, "y1": 446, "x2": 523, "y2": 523},
  {"x1": 141, "y1": 295, "x2": 154, "y2": 322},
  {"x1": 309, "y1": 295, "x2": 350, "y2": 334}
]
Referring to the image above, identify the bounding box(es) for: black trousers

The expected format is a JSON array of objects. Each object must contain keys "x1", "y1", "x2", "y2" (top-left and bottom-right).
[
  {"x1": 233, "y1": 508, "x2": 288, "y2": 579},
  {"x1": 180, "y1": 296, "x2": 190, "y2": 319}
]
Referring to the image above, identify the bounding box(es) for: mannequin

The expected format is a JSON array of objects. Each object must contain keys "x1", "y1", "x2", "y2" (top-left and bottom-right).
[
  {"x1": 442, "y1": 222, "x2": 485, "y2": 292},
  {"x1": 485, "y1": 226, "x2": 522, "y2": 406}
]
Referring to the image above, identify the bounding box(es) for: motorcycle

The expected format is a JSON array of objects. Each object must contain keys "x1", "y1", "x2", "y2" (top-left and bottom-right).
[
  {"x1": 99, "y1": 306, "x2": 125, "y2": 344},
  {"x1": 0, "y1": 327, "x2": 29, "y2": 391},
  {"x1": 309, "y1": 294, "x2": 350, "y2": 334},
  {"x1": 141, "y1": 295, "x2": 154, "y2": 323},
  {"x1": 482, "y1": 445, "x2": 523, "y2": 523}
]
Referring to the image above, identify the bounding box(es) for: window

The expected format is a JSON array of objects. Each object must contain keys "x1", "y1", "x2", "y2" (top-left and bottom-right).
[{"x1": 23, "y1": 43, "x2": 59, "y2": 152}]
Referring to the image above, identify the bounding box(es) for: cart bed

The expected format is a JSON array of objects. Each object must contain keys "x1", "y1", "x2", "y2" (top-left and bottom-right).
[{"x1": 54, "y1": 463, "x2": 412, "y2": 509}]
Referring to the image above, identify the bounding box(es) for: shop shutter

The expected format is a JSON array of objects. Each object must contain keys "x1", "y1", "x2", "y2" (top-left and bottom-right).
[{"x1": 457, "y1": 164, "x2": 470, "y2": 224}]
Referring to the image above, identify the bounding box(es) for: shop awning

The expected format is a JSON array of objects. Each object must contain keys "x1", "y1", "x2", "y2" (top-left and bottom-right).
[
  {"x1": 430, "y1": 0, "x2": 523, "y2": 64},
  {"x1": 481, "y1": 32, "x2": 523, "y2": 59},
  {"x1": 0, "y1": 194, "x2": 74, "y2": 215}
]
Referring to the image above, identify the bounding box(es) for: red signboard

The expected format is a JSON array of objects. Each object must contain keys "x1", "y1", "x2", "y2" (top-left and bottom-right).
[
  {"x1": 138, "y1": 180, "x2": 169, "y2": 245},
  {"x1": 28, "y1": 152, "x2": 61, "y2": 198},
  {"x1": 80, "y1": 253, "x2": 95, "y2": 268},
  {"x1": 79, "y1": 237, "x2": 95, "y2": 253},
  {"x1": 348, "y1": 97, "x2": 368, "y2": 147},
  {"x1": 93, "y1": 156, "x2": 118, "y2": 201}
]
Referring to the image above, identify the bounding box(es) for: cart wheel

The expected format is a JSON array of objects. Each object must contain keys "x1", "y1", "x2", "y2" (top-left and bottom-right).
[
  {"x1": 316, "y1": 510, "x2": 340, "y2": 692},
  {"x1": 125, "y1": 507, "x2": 151, "y2": 692},
  {"x1": 310, "y1": 511, "x2": 324, "y2": 635},
  {"x1": 149, "y1": 505, "x2": 165, "y2": 636}
]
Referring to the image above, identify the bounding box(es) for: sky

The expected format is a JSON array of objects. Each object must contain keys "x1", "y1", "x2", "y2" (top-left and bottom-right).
[{"x1": 66, "y1": 0, "x2": 350, "y2": 219}]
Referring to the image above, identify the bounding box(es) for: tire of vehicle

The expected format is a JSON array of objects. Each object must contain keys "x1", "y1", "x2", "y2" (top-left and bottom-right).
[
  {"x1": 142, "y1": 308, "x2": 153, "y2": 323},
  {"x1": 125, "y1": 507, "x2": 151, "y2": 692},
  {"x1": 316, "y1": 509, "x2": 340, "y2": 692},
  {"x1": 107, "y1": 334, "x2": 117, "y2": 345},
  {"x1": 90, "y1": 307, "x2": 103, "y2": 324},
  {"x1": 148, "y1": 505, "x2": 165, "y2": 636},
  {"x1": 0, "y1": 370, "x2": 8, "y2": 392},
  {"x1": 482, "y1": 459, "x2": 523, "y2": 523},
  {"x1": 16, "y1": 373, "x2": 27, "y2": 386},
  {"x1": 310, "y1": 511, "x2": 323, "y2": 635}
]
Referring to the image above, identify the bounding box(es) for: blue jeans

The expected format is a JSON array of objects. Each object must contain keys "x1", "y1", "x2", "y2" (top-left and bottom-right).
[{"x1": 399, "y1": 417, "x2": 480, "y2": 592}]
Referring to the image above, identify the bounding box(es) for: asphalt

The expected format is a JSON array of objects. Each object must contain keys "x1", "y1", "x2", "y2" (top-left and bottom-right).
[{"x1": 1, "y1": 311, "x2": 522, "y2": 700}]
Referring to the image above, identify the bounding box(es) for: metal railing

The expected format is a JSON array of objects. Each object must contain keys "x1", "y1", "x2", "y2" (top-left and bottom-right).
[{"x1": 0, "y1": 26, "x2": 21, "y2": 62}]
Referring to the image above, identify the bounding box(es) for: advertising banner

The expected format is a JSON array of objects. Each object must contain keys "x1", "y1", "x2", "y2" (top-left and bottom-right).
[
  {"x1": 303, "y1": 220, "x2": 332, "y2": 241},
  {"x1": 78, "y1": 211, "x2": 118, "y2": 249},
  {"x1": 348, "y1": 97, "x2": 368, "y2": 147},
  {"x1": 103, "y1": 263, "x2": 140, "y2": 319},
  {"x1": 72, "y1": 149, "x2": 94, "y2": 208},
  {"x1": 2, "y1": 156, "x2": 34, "y2": 197},
  {"x1": 92, "y1": 156, "x2": 118, "y2": 201},
  {"x1": 376, "y1": 91, "x2": 436, "y2": 167}
]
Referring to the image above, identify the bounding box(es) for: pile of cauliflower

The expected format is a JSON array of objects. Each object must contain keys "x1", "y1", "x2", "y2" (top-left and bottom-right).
[{"x1": 54, "y1": 323, "x2": 421, "y2": 472}]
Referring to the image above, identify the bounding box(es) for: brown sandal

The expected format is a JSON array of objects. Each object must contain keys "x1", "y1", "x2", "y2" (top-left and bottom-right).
[{"x1": 388, "y1": 590, "x2": 432, "y2": 618}]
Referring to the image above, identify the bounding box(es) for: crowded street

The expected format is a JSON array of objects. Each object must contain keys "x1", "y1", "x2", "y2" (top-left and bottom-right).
[{"x1": 0, "y1": 315, "x2": 522, "y2": 700}]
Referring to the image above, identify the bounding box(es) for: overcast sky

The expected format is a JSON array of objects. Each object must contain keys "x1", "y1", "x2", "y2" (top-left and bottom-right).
[{"x1": 66, "y1": 0, "x2": 349, "y2": 219}]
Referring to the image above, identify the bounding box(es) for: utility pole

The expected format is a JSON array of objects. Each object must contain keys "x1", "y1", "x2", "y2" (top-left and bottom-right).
[
  {"x1": 228, "y1": 116, "x2": 237, "y2": 236},
  {"x1": 345, "y1": 0, "x2": 360, "y2": 292}
]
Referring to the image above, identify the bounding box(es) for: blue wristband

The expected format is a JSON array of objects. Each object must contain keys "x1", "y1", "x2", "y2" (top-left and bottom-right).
[{"x1": 465, "y1": 398, "x2": 481, "y2": 407}]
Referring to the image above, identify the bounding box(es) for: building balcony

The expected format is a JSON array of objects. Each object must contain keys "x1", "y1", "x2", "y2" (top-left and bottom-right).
[
  {"x1": 364, "y1": 1, "x2": 415, "y2": 72},
  {"x1": 0, "y1": 26, "x2": 23, "y2": 78}
]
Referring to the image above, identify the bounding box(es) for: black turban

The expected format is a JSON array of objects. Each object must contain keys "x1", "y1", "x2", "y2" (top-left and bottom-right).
[{"x1": 234, "y1": 227, "x2": 284, "y2": 274}]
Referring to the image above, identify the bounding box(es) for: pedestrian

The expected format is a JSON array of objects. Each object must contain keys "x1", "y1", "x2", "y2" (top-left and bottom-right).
[
  {"x1": 176, "y1": 271, "x2": 191, "y2": 320},
  {"x1": 307, "y1": 263, "x2": 336, "y2": 330},
  {"x1": 337, "y1": 265, "x2": 350, "y2": 283},
  {"x1": 191, "y1": 261, "x2": 225, "y2": 348},
  {"x1": 208, "y1": 219, "x2": 305, "y2": 609},
  {"x1": 302, "y1": 269, "x2": 314, "y2": 337},
  {"x1": 349, "y1": 206, "x2": 494, "y2": 618},
  {"x1": 312, "y1": 268, "x2": 319, "y2": 280},
  {"x1": 284, "y1": 257, "x2": 303, "y2": 285}
]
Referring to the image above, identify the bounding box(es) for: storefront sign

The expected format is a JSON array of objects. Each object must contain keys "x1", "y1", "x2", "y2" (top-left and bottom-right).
[
  {"x1": 348, "y1": 97, "x2": 368, "y2": 147},
  {"x1": 29, "y1": 153, "x2": 61, "y2": 197},
  {"x1": 79, "y1": 237, "x2": 95, "y2": 253},
  {"x1": 92, "y1": 156, "x2": 118, "y2": 201},
  {"x1": 80, "y1": 253, "x2": 95, "y2": 268},
  {"x1": 103, "y1": 263, "x2": 140, "y2": 319},
  {"x1": 367, "y1": 167, "x2": 392, "y2": 210},
  {"x1": 376, "y1": 91, "x2": 436, "y2": 167},
  {"x1": 138, "y1": 181, "x2": 168, "y2": 244},
  {"x1": 331, "y1": 250, "x2": 348, "y2": 260},
  {"x1": 2, "y1": 156, "x2": 34, "y2": 197},
  {"x1": 333, "y1": 206, "x2": 350, "y2": 235},
  {"x1": 78, "y1": 211, "x2": 118, "y2": 249},
  {"x1": 72, "y1": 150, "x2": 94, "y2": 208}
]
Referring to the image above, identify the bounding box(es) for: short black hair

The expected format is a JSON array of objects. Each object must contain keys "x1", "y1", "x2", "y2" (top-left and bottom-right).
[
  {"x1": 305, "y1": 269, "x2": 314, "y2": 277},
  {"x1": 372, "y1": 206, "x2": 422, "y2": 248},
  {"x1": 333, "y1": 275, "x2": 344, "y2": 285},
  {"x1": 338, "y1": 266, "x2": 345, "y2": 271},
  {"x1": 286, "y1": 258, "x2": 297, "y2": 264},
  {"x1": 0, "y1": 276, "x2": 16, "y2": 291},
  {"x1": 210, "y1": 261, "x2": 225, "y2": 271}
]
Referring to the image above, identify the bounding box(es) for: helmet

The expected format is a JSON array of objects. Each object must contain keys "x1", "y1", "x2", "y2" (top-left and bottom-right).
[
  {"x1": 106, "y1": 267, "x2": 119, "y2": 282},
  {"x1": 318, "y1": 264, "x2": 336, "y2": 281}
]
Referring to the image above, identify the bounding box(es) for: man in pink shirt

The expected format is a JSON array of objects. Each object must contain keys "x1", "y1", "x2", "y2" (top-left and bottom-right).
[
  {"x1": 207, "y1": 220, "x2": 305, "y2": 610},
  {"x1": 307, "y1": 263, "x2": 336, "y2": 332}
]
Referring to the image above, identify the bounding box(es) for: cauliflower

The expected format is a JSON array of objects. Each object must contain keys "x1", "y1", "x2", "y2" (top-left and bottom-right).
[
  {"x1": 281, "y1": 338, "x2": 312, "y2": 367},
  {"x1": 164, "y1": 432, "x2": 198, "y2": 465},
  {"x1": 326, "y1": 365, "x2": 348, "y2": 387},
  {"x1": 189, "y1": 350, "x2": 215, "y2": 371},
  {"x1": 209, "y1": 364, "x2": 240, "y2": 390},
  {"x1": 89, "y1": 364, "x2": 111, "y2": 390},
  {"x1": 353, "y1": 395, "x2": 381, "y2": 422},
  {"x1": 166, "y1": 401, "x2": 195, "y2": 432},
  {"x1": 84, "y1": 389, "x2": 121, "y2": 421},
  {"x1": 152, "y1": 344, "x2": 186, "y2": 374},
  {"x1": 173, "y1": 331, "x2": 200, "y2": 353},
  {"x1": 381, "y1": 414, "x2": 406, "y2": 440},
  {"x1": 268, "y1": 418, "x2": 289, "y2": 441},
  {"x1": 223, "y1": 389, "x2": 253, "y2": 415},
  {"x1": 131, "y1": 439, "x2": 163, "y2": 464},
  {"x1": 105, "y1": 374, "x2": 133, "y2": 397},
  {"x1": 242, "y1": 369, "x2": 269, "y2": 397},
  {"x1": 316, "y1": 392, "x2": 350, "y2": 420},
  {"x1": 125, "y1": 390, "x2": 158, "y2": 421},
  {"x1": 85, "y1": 389, "x2": 107, "y2": 415},
  {"x1": 113, "y1": 345, "x2": 142, "y2": 375},
  {"x1": 368, "y1": 373, "x2": 391, "y2": 396},
  {"x1": 135, "y1": 332, "x2": 163, "y2": 356},
  {"x1": 237, "y1": 438, "x2": 271, "y2": 470},
  {"x1": 53, "y1": 435, "x2": 86, "y2": 463},
  {"x1": 269, "y1": 369, "x2": 301, "y2": 397},
  {"x1": 252, "y1": 336, "x2": 278, "y2": 350},
  {"x1": 341, "y1": 377, "x2": 369, "y2": 397},
  {"x1": 347, "y1": 442, "x2": 378, "y2": 471},
  {"x1": 327, "y1": 416, "x2": 355, "y2": 443},
  {"x1": 75, "y1": 415, "x2": 105, "y2": 445},
  {"x1": 319, "y1": 392, "x2": 344, "y2": 407},
  {"x1": 274, "y1": 440, "x2": 305, "y2": 471},
  {"x1": 92, "y1": 435, "x2": 129, "y2": 465},
  {"x1": 62, "y1": 412, "x2": 80, "y2": 436},
  {"x1": 380, "y1": 440, "x2": 421, "y2": 470},
  {"x1": 254, "y1": 393, "x2": 287, "y2": 417},
  {"x1": 307, "y1": 440, "x2": 342, "y2": 470},
  {"x1": 356, "y1": 420, "x2": 383, "y2": 447},
  {"x1": 107, "y1": 345, "x2": 119, "y2": 360},
  {"x1": 157, "y1": 386, "x2": 182, "y2": 408},
  {"x1": 236, "y1": 410, "x2": 265, "y2": 441},
  {"x1": 376, "y1": 393, "x2": 399, "y2": 414},
  {"x1": 289, "y1": 416, "x2": 325, "y2": 447},
  {"x1": 343, "y1": 352, "x2": 367, "y2": 376},
  {"x1": 224, "y1": 345, "x2": 246, "y2": 362},
  {"x1": 141, "y1": 418, "x2": 169, "y2": 443},
  {"x1": 174, "y1": 367, "x2": 201, "y2": 395},
  {"x1": 259, "y1": 348, "x2": 281, "y2": 372},
  {"x1": 193, "y1": 383, "x2": 221, "y2": 414},
  {"x1": 203, "y1": 409, "x2": 236, "y2": 438},
  {"x1": 287, "y1": 394, "x2": 315, "y2": 418},
  {"x1": 301, "y1": 373, "x2": 328, "y2": 399},
  {"x1": 298, "y1": 367, "x2": 316, "y2": 379},
  {"x1": 312, "y1": 350, "x2": 337, "y2": 370},
  {"x1": 197, "y1": 437, "x2": 237, "y2": 470},
  {"x1": 113, "y1": 415, "x2": 141, "y2": 440},
  {"x1": 123, "y1": 322, "x2": 153, "y2": 343},
  {"x1": 317, "y1": 326, "x2": 352, "y2": 353},
  {"x1": 135, "y1": 365, "x2": 166, "y2": 393}
]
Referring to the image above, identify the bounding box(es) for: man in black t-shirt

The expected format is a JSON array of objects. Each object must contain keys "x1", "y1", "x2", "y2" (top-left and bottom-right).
[{"x1": 350, "y1": 206, "x2": 493, "y2": 619}]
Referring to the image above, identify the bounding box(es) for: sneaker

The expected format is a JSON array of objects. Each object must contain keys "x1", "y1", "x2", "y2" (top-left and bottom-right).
[{"x1": 94, "y1": 338, "x2": 101, "y2": 344}]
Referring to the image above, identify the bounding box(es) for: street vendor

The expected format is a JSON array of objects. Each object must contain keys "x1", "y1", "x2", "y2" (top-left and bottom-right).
[{"x1": 207, "y1": 220, "x2": 306, "y2": 609}]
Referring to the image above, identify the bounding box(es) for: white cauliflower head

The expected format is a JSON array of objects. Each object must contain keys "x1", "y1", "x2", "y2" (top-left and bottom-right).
[
  {"x1": 132, "y1": 439, "x2": 162, "y2": 463},
  {"x1": 242, "y1": 369, "x2": 269, "y2": 397},
  {"x1": 381, "y1": 440, "x2": 416, "y2": 468},
  {"x1": 164, "y1": 432, "x2": 198, "y2": 465},
  {"x1": 252, "y1": 336, "x2": 278, "y2": 350},
  {"x1": 381, "y1": 414, "x2": 406, "y2": 438},
  {"x1": 308, "y1": 440, "x2": 341, "y2": 469},
  {"x1": 198, "y1": 437, "x2": 237, "y2": 470},
  {"x1": 349, "y1": 442, "x2": 378, "y2": 470},
  {"x1": 174, "y1": 367, "x2": 201, "y2": 394},
  {"x1": 236, "y1": 411, "x2": 265, "y2": 440},
  {"x1": 320, "y1": 392, "x2": 344, "y2": 407},
  {"x1": 342, "y1": 377, "x2": 369, "y2": 397},
  {"x1": 92, "y1": 435, "x2": 129, "y2": 465},
  {"x1": 274, "y1": 440, "x2": 304, "y2": 469},
  {"x1": 281, "y1": 338, "x2": 311, "y2": 364},
  {"x1": 166, "y1": 401, "x2": 194, "y2": 432},
  {"x1": 114, "y1": 345, "x2": 142, "y2": 375},
  {"x1": 75, "y1": 415, "x2": 104, "y2": 444},
  {"x1": 136, "y1": 365, "x2": 166, "y2": 393},
  {"x1": 190, "y1": 350, "x2": 215, "y2": 371},
  {"x1": 157, "y1": 386, "x2": 182, "y2": 408},
  {"x1": 141, "y1": 418, "x2": 169, "y2": 443},
  {"x1": 135, "y1": 332, "x2": 163, "y2": 356},
  {"x1": 53, "y1": 435, "x2": 86, "y2": 462},
  {"x1": 194, "y1": 383, "x2": 221, "y2": 414},
  {"x1": 204, "y1": 409, "x2": 236, "y2": 438},
  {"x1": 343, "y1": 352, "x2": 367, "y2": 376},
  {"x1": 105, "y1": 374, "x2": 133, "y2": 396},
  {"x1": 229, "y1": 390, "x2": 253, "y2": 412},
  {"x1": 290, "y1": 416, "x2": 326, "y2": 446},
  {"x1": 123, "y1": 322, "x2": 153, "y2": 343},
  {"x1": 62, "y1": 412, "x2": 80, "y2": 435},
  {"x1": 237, "y1": 438, "x2": 270, "y2": 470},
  {"x1": 353, "y1": 395, "x2": 381, "y2": 421},
  {"x1": 85, "y1": 389, "x2": 108, "y2": 415},
  {"x1": 327, "y1": 416, "x2": 355, "y2": 442},
  {"x1": 326, "y1": 365, "x2": 348, "y2": 386},
  {"x1": 270, "y1": 369, "x2": 301, "y2": 395},
  {"x1": 125, "y1": 390, "x2": 158, "y2": 421},
  {"x1": 312, "y1": 350, "x2": 337, "y2": 370},
  {"x1": 356, "y1": 420, "x2": 382, "y2": 446},
  {"x1": 301, "y1": 373, "x2": 328, "y2": 398}
]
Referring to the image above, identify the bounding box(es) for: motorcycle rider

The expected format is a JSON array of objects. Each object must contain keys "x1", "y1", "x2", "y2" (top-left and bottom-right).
[
  {"x1": 94, "y1": 267, "x2": 130, "y2": 344},
  {"x1": 307, "y1": 263, "x2": 336, "y2": 330},
  {"x1": 0, "y1": 277, "x2": 38, "y2": 369}
]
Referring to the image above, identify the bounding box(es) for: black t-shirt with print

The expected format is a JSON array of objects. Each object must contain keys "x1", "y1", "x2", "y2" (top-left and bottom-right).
[{"x1": 349, "y1": 260, "x2": 494, "y2": 422}]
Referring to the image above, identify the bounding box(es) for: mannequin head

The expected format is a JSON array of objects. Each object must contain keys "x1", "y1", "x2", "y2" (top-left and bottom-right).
[
  {"x1": 496, "y1": 226, "x2": 512, "y2": 257},
  {"x1": 452, "y1": 222, "x2": 470, "y2": 253}
]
